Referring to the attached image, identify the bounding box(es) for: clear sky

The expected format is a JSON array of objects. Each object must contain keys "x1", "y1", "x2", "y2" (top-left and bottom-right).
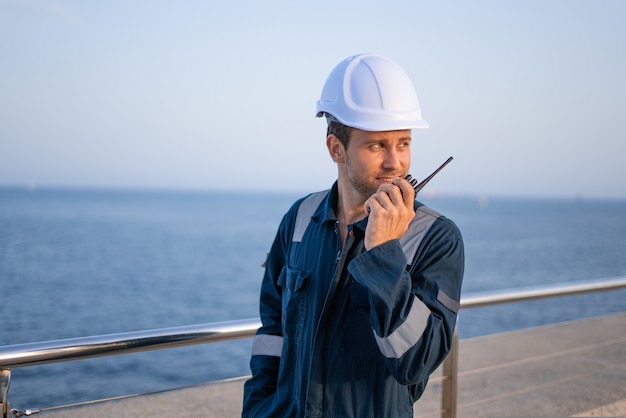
[{"x1": 1, "y1": 1, "x2": 625, "y2": 199}]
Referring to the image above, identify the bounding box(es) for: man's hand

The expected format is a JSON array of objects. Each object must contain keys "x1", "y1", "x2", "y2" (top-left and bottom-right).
[{"x1": 363, "y1": 177, "x2": 415, "y2": 250}]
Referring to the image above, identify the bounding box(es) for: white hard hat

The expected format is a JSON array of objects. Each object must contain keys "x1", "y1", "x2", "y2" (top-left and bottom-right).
[{"x1": 316, "y1": 53, "x2": 428, "y2": 131}]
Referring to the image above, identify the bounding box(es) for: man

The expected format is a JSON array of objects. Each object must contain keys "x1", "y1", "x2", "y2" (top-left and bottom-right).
[{"x1": 242, "y1": 53, "x2": 464, "y2": 417}]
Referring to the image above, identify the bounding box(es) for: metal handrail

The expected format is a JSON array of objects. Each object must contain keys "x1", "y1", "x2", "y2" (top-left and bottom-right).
[
  {"x1": 440, "y1": 276, "x2": 626, "y2": 418},
  {"x1": 0, "y1": 318, "x2": 261, "y2": 369},
  {"x1": 460, "y1": 276, "x2": 626, "y2": 308},
  {"x1": 1, "y1": 276, "x2": 625, "y2": 418}
]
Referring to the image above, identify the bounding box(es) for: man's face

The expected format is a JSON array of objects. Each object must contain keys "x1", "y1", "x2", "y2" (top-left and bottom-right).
[{"x1": 343, "y1": 128, "x2": 412, "y2": 200}]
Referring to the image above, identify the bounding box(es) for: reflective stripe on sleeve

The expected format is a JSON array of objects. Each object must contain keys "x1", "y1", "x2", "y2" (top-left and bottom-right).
[
  {"x1": 251, "y1": 334, "x2": 284, "y2": 357},
  {"x1": 437, "y1": 289, "x2": 460, "y2": 314},
  {"x1": 373, "y1": 296, "x2": 431, "y2": 359}
]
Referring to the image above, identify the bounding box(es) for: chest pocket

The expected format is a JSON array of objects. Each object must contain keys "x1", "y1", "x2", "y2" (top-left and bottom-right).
[{"x1": 277, "y1": 265, "x2": 310, "y2": 341}]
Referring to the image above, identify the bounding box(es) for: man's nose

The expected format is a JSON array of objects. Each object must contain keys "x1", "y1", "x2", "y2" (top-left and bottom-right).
[{"x1": 383, "y1": 149, "x2": 402, "y2": 169}]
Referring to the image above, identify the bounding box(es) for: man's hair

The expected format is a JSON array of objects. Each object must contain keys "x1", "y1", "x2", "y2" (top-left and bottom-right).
[{"x1": 327, "y1": 120, "x2": 353, "y2": 148}]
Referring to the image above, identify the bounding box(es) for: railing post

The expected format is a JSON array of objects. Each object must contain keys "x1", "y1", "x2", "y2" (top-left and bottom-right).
[
  {"x1": 1, "y1": 369, "x2": 10, "y2": 418},
  {"x1": 441, "y1": 331, "x2": 458, "y2": 418}
]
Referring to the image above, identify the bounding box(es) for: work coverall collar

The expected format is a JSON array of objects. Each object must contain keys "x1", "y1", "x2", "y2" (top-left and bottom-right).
[{"x1": 311, "y1": 181, "x2": 369, "y2": 232}]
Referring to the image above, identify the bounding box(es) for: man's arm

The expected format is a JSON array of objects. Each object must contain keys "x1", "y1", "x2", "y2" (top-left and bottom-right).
[
  {"x1": 348, "y1": 217, "x2": 464, "y2": 384},
  {"x1": 241, "y1": 216, "x2": 291, "y2": 416}
]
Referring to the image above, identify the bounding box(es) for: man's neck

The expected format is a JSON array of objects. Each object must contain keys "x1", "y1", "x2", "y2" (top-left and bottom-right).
[{"x1": 336, "y1": 183, "x2": 368, "y2": 227}]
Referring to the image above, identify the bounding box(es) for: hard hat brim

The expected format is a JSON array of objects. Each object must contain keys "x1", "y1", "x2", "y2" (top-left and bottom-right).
[{"x1": 315, "y1": 109, "x2": 429, "y2": 131}]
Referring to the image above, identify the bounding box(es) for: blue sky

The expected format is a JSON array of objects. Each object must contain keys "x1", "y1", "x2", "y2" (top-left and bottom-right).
[{"x1": 1, "y1": 1, "x2": 625, "y2": 199}]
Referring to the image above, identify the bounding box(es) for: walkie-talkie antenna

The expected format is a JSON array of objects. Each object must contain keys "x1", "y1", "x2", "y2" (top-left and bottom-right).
[{"x1": 405, "y1": 156, "x2": 453, "y2": 195}]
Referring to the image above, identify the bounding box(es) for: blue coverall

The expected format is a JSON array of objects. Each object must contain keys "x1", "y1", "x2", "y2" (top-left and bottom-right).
[{"x1": 243, "y1": 183, "x2": 464, "y2": 417}]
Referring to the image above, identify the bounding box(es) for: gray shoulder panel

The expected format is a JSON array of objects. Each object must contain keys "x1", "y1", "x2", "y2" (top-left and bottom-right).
[
  {"x1": 399, "y1": 205, "x2": 441, "y2": 264},
  {"x1": 292, "y1": 190, "x2": 329, "y2": 243}
]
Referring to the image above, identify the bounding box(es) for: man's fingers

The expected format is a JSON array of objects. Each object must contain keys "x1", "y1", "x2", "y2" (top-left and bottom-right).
[
  {"x1": 391, "y1": 178, "x2": 415, "y2": 205},
  {"x1": 376, "y1": 181, "x2": 412, "y2": 209}
]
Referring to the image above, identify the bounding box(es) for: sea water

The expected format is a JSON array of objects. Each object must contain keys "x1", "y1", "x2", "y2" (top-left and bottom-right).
[{"x1": 1, "y1": 187, "x2": 625, "y2": 409}]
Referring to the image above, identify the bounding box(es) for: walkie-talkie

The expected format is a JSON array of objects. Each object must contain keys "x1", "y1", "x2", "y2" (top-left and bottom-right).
[{"x1": 405, "y1": 156, "x2": 453, "y2": 196}]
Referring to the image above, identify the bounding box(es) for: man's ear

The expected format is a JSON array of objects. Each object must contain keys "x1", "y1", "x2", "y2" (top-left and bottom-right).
[{"x1": 326, "y1": 134, "x2": 346, "y2": 163}]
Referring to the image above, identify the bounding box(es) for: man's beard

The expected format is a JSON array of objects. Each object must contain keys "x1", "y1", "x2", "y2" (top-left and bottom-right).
[{"x1": 345, "y1": 155, "x2": 383, "y2": 201}]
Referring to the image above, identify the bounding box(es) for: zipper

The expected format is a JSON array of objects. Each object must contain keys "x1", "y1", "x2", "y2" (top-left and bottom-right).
[{"x1": 304, "y1": 224, "x2": 356, "y2": 413}]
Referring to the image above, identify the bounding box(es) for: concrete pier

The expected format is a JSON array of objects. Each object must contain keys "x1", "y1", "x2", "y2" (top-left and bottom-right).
[{"x1": 38, "y1": 312, "x2": 626, "y2": 417}]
